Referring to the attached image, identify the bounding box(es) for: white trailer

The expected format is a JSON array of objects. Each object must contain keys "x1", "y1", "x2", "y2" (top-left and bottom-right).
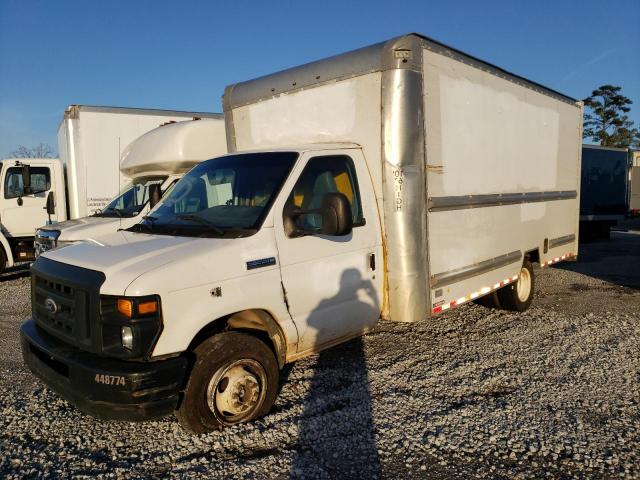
[
  {"x1": 58, "y1": 105, "x2": 223, "y2": 219},
  {"x1": 34, "y1": 118, "x2": 227, "y2": 255},
  {"x1": 22, "y1": 34, "x2": 582, "y2": 433}
]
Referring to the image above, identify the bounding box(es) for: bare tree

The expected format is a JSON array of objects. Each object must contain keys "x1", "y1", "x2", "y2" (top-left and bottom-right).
[{"x1": 10, "y1": 143, "x2": 57, "y2": 159}]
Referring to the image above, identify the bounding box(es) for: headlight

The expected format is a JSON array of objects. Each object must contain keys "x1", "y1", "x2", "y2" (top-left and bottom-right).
[
  {"x1": 100, "y1": 295, "x2": 163, "y2": 359},
  {"x1": 121, "y1": 326, "x2": 134, "y2": 350}
]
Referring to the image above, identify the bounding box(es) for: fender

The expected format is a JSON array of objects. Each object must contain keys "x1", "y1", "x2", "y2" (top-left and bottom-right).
[
  {"x1": 0, "y1": 231, "x2": 15, "y2": 268},
  {"x1": 227, "y1": 309, "x2": 288, "y2": 368}
]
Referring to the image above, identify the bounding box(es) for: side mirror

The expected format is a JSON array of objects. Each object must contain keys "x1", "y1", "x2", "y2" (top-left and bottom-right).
[
  {"x1": 319, "y1": 192, "x2": 353, "y2": 236},
  {"x1": 46, "y1": 191, "x2": 56, "y2": 215},
  {"x1": 148, "y1": 183, "x2": 162, "y2": 209},
  {"x1": 284, "y1": 192, "x2": 353, "y2": 237},
  {"x1": 21, "y1": 164, "x2": 32, "y2": 195}
]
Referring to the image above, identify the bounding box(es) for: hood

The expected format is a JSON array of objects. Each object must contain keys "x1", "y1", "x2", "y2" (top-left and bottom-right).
[
  {"x1": 39, "y1": 229, "x2": 277, "y2": 296},
  {"x1": 40, "y1": 216, "x2": 126, "y2": 241},
  {"x1": 42, "y1": 230, "x2": 204, "y2": 275}
]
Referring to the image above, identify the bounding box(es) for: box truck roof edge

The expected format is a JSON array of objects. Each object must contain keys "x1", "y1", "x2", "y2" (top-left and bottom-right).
[
  {"x1": 59, "y1": 105, "x2": 222, "y2": 130},
  {"x1": 223, "y1": 32, "x2": 578, "y2": 117}
]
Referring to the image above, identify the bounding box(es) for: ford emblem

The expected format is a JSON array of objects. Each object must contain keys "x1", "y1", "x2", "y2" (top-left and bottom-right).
[{"x1": 44, "y1": 297, "x2": 58, "y2": 314}]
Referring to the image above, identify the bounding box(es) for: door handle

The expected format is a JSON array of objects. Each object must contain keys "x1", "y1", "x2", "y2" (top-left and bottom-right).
[{"x1": 368, "y1": 253, "x2": 376, "y2": 271}]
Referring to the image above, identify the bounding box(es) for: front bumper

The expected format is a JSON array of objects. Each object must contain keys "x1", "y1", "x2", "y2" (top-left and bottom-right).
[{"x1": 20, "y1": 318, "x2": 188, "y2": 421}]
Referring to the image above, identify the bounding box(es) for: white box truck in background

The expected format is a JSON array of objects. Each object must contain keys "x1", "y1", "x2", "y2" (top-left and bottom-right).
[
  {"x1": 0, "y1": 105, "x2": 221, "y2": 273},
  {"x1": 58, "y1": 105, "x2": 223, "y2": 218},
  {"x1": 21, "y1": 34, "x2": 582, "y2": 433},
  {"x1": 34, "y1": 118, "x2": 227, "y2": 255}
]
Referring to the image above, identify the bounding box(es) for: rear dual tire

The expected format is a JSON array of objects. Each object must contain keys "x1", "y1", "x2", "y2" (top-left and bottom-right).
[
  {"x1": 474, "y1": 259, "x2": 535, "y2": 312},
  {"x1": 497, "y1": 259, "x2": 534, "y2": 312}
]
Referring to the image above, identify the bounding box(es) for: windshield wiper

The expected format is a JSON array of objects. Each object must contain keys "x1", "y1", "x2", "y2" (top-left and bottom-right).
[
  {"x1": 175, "y1": 214, "x2": 225, "y2": 235},
  {"x1": 135, "y1": 215, "x2": 157, "y2": 232},
  {"x1": 97, "y1": 207, "x2": 123, "y2": 218}
]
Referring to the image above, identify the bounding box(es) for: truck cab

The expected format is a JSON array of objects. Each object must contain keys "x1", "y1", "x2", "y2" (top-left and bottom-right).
[
  {"x1": 0, "y1": 157, "x2": 65, "y2": 271},
  {"x1": 34, "y1": 118, "x2": 227, "y2": 256}
]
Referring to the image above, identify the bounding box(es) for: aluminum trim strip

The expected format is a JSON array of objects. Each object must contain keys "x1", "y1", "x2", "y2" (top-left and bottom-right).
[
  {"x1": 64, "y1": 105, "x2": 222, "y2": 119},
  {"x1": 431, "y1": 250, "x2": 522, "y2": 288},
  {"x1": 428, "y1": 191, "x2": 577, "y2": 212},
  {"x1": 549, "y1": 234, "x2": 575, "y2": 249},
  {"x1": 223, "y1": 33, "x2": 577, "y2": 112}
]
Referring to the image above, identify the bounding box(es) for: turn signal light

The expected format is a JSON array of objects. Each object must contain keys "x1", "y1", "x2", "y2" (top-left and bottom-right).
[
  {"x1": 117, "y1": 299, "x2": 133, "y2": 318},
  {"x1": 138, "y1": 300, "x2": 158, "y2": 315}
]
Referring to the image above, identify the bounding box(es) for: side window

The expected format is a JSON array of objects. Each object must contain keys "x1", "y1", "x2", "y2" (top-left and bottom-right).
[
  {"x1": 286, "y1": 155, "x2": 363, "y2": 233},
  {"x1": 4, "y1": 167, "x2": 51, "y2": 199}
]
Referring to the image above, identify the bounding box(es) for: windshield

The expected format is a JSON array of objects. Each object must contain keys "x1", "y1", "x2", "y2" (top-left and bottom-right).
[
  {"x1": 96, "y1": 176, "x2": 166, "y2": 218},
  {"x1": 132, "y1": 152, "x2": 298, "y2": 237}
]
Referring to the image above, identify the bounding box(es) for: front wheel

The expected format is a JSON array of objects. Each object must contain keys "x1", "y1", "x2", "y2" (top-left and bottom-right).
[
  {"x1": 497, "y1": 259, "x2": 534, "y2": 312},
  {"x1": 176, "y1": 332, "x2": 279, "y2": 434}
]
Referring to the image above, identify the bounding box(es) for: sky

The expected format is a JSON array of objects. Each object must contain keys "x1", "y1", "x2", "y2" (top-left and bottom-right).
[{"x1": 0, "y1": 0, "x2": 639, "y2": 157}]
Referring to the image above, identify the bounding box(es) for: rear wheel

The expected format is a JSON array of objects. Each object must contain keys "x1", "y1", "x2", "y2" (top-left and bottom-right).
[
  {"x1": 473, "y1": 291, "x2": 501, "y2": 309},
  {"x1": 497, "y1": 259, "x2": 534, "y2": 312},
  {"x1": 176, "y1": 332, "x2": 279, "y2": 434}
]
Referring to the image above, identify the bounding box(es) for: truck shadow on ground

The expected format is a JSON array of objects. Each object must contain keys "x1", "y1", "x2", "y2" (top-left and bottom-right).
[
  {"x1": 289, "y1": 269, "x2": 381, "y2": 479},
  {"x1": 555, "y1": 231, "x2": 640, "y2": 289},
  {"x1": 0, "y1": 265, "x2": 30, "y2": 282}
]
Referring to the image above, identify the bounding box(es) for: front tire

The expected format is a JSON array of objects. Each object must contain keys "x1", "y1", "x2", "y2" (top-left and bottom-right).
[
  {"x1": 497, "y1": 259, "x2": 534, "y2": 312},
  {"x1": 176, "y1": 332, "x2": 279, "y2": 434}
]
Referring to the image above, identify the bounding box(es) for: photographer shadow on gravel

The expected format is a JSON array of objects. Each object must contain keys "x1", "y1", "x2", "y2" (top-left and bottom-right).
[{"x1": 290, "y1": 268, "x2": 381, "y2": 479}]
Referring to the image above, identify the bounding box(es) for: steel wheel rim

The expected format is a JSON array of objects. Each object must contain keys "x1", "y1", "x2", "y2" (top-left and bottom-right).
[
  {"x1": 516, "y1": 267, "x2": 531, "y2": 302},
  {"x1": 206, "y1": 359, "x2": 267, "y2": 425}
]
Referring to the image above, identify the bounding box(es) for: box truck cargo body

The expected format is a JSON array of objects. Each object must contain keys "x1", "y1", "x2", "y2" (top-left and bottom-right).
[
  {"x1": 225, "y1": 34, "x2": 582, "y2": 321},
  {"x1": 58, "y1": 105, "x2": 223, "y2": 219},
  {"x1": 35, "y1": 118, "x2": 227, "y2": 256},
  {"x1": 21, "y1": 34, "x2": 582, "y2": 433}
]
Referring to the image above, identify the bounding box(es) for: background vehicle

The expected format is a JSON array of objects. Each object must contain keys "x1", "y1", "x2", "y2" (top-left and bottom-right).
[
  {"x1": 630, "y1": 150, "x2": 640, "y2": 216},
  {"x1": 0, "y1": 106, "x2": 221, "y2": 272},
  {"x1": 579, "y1": 144, "x2": 631, "y2": 240},
  {"x1": 34, "y1": 118, "x2": 226, "y2": 255},
  {"x1": 21, "y1": 33, "x2": 582, "y2": 433}
]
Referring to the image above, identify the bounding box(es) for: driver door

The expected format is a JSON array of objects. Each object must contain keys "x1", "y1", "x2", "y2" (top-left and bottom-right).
[{"x1": 274, "y1": 149, "x2": 383, "y2": 354}]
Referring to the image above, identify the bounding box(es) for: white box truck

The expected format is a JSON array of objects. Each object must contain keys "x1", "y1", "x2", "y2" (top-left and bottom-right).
[
  {"x1": 58, "y1": 105, "x2": 223, "y2": 218},
  {"x1": 21, "y1": 34, "x2": 582, "y2": 433},
  {"x1": 0, "y1": 106, "x2": 221, "y2": 273},
  {"x1": 34, "y1": 118, "x2": 227, "y2": 256}
]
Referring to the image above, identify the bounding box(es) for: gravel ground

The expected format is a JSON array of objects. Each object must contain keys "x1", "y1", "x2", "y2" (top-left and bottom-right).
[{"x1": 0, "y1": 232, "x2": 639, "y2": 479}]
